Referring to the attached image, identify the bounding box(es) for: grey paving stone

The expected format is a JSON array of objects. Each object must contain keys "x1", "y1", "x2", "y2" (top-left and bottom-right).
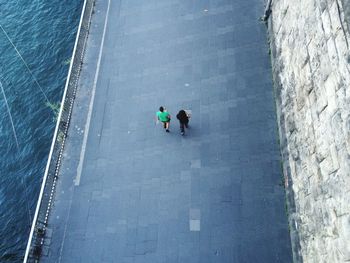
[{"x1": 41, "y1": 0, "x2": 293, "y2": 262}]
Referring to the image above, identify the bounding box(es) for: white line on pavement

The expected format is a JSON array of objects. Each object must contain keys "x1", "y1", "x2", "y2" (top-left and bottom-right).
[{"x1": 75, "y1": 0, "x2": 111, "y2": 186}]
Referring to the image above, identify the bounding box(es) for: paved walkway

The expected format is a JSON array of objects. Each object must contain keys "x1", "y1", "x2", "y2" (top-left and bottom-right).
[{"x1": 43, "y1": 0, "x2": 292, "y2": 262}]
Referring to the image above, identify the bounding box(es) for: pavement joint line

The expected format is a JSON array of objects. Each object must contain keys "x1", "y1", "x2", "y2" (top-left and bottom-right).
[{"x1": 75, "y1": 0, "x2": 111, "y2": 186}]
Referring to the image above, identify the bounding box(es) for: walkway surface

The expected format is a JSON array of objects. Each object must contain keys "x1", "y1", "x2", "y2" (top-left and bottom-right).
[{"x1": 42, "y1": 0, "x2": 293, "y2": 262}]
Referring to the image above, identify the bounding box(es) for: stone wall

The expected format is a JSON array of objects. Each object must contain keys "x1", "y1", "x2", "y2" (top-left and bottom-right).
[{"x1": 268, "y1": 0, "x2": 350, "y2": 262}]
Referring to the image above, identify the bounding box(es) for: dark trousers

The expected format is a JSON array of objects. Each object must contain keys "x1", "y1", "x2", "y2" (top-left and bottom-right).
[{"x1": 179, "y1": 121, "x2": 189, "y2": 133}]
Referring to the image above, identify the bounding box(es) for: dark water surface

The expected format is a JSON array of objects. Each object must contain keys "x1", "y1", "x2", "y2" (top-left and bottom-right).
[{"x1": 0, "y1": 0, "x2": 83, "y2": 261}]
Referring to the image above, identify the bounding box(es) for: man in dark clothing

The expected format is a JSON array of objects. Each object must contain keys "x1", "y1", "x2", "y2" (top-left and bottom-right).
[{"x1": 176, "y1": 110, "x2": 190, "y2": 135}]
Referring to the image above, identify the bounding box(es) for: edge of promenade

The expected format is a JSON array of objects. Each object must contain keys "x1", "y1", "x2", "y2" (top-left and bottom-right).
[{"x1": 23, "y1": 1, "x2": 96, "y2": 261}]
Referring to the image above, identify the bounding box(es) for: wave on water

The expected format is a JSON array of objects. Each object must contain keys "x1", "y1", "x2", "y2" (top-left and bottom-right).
[{"x1": 0, "y1": 0, "x2": 83, "y2": 261}]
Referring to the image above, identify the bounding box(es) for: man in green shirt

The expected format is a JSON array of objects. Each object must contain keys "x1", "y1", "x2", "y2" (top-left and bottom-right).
[{"x1": 156, "y1": 106, "x2": 171, "y2": 132}]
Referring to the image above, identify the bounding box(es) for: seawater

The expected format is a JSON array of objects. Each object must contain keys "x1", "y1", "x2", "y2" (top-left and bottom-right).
[{"x1": 0, "y1": 0, "x2": 83, "y2": 261}]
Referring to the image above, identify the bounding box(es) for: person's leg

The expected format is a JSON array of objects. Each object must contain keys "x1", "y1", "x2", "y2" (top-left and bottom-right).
[
  {"x1": 184, "y1": 120, "x2": 189, "y2": 128},
  {"x1": 163, "y1": 122, "x2": 166, "y2": 129},
  {"x1": 165, "y1": 121, "x2": 170, "y2": 132},
  {"x1": 180, "y1": 122, "x2": 184, "y2": 133}
]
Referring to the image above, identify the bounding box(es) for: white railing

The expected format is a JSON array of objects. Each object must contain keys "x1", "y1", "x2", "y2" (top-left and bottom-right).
[{"x1": 23, "y1": 0, "x2": 95, "y2": 261}]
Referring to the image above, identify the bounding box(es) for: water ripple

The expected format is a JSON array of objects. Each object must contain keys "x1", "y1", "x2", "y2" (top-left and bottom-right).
[{"x1": 0, "y1": 0, "x2": 83, "y2": 261}]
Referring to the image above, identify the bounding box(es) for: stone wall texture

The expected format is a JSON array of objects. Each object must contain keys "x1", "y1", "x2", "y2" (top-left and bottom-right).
[{"x1": 269, "y1": 0, "x2": 350, "y2": 262}]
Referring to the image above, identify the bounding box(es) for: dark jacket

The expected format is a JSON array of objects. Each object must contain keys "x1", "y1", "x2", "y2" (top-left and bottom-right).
[{"x1": 176, "y1": 110, "x2": 189, "y2": 123}]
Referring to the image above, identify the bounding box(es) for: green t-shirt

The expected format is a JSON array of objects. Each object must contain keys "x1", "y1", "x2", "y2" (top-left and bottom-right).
[{"x1": 157, "y1": 111, "x2": 170, "y2": 122}]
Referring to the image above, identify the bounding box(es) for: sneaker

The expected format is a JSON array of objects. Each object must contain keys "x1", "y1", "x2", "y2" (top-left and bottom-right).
[
  {"x1": 166, "y1": 129, "x2": 170, "y2": 132},
  {"x1": 181, "y1": 132, "x2": 185, "y2": 136}
]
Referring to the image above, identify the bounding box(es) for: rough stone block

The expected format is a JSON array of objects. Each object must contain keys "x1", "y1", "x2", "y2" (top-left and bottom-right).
[
  {"x1": 316, "y1": 91, "x2": 329, "y2": 115},
  {"x1": 321, "y1": 9, "x2": 332, "y2": 39},
  {"x1": 329, "y1": 144, "x2": 340, "y2": 172},
  {"x1": 318, "y1": 0, "x2": 328, "y2": 12},
  {"x1": 326, "y1": 38, "x2": 339, "y2": 70},
  {"x1": 286, "y1": 113, "x2": 297, "y2": 133},
  {"x1": 301, "y1": 65, "x2": 314, "y2": 94},
  {"x1": 330, "y1": 111, "x2": 345, "y2": 148},
  {"x1": 324, "y1": 77, "x2": 338, "y2": 116},
  {"x1": 329, "y1": 1, "x2": 343, "y2": 34},
  {"x1": 308, "y1": 40, "x2": 321, "y2": 71},
  {"x1": 269, "y1": 0, "x2": 350, "y2": 261},
  {"x1": 334, "y1": 32, "x2": 349, "y2": 58}
]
